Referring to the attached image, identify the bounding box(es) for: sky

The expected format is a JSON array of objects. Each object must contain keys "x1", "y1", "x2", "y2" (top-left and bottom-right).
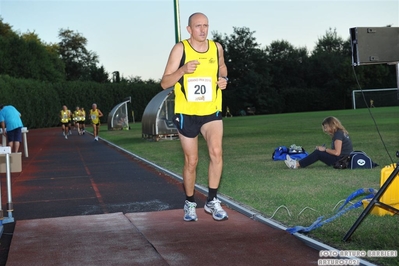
[{"x1": 0, "y1": 0, "x2": 398, "y2": 81}]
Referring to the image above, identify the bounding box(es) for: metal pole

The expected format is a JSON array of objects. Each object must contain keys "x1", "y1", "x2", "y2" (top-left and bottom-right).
[
  {"x1": 1, "y1": 129, "x2": 5, "y2": 146},
  {"x1": 173, "y1": 0, "x2": 181, "y2": 43},
  {"x1": 5, "y1": 153, "x2": 13, "y2": 220},
  {"x1": 396, "y1": 63, "x2": 399, "y2": 100},
  {"x1": 352, "y1": 90, "x2": 356, "y2": 110},
  {"x1": 0, "y1": 160, "x2": 2, "y2": 221},
  {"x1": 22, "y1": 127, "x2": 29, "y2": 157},
  {"x1": 0, "y1": 146, "x2": 14, "y2": 227}
]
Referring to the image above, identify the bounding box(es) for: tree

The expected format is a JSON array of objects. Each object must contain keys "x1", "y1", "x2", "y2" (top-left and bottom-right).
[
  {"x1": 90, "y1": 65, "x2": 109, "y2": 83},
  {"x1": 307, "y1": 28, "x2": 350, "y2": 110},
  {"x1": 213, "y1": 27, "x2": 273, "y2": 115},
  {"x1": 0, "y1": 18, "x2": 18, "y2": 38},
  {"x1": 313, "y1": 28, "x2": 346, "y2": 54},
  {"x1": 58, "y1": 28, "x2": 109, "y2": 82},
  {"x1": 21, "y1": 31, "x2": 66, "y2": 82},
  {"x1": 266, "y1": 40, "x2": 309, "y2": 92},
  {"x1": 0, "y1": 19, "x2": 65, "y2": 82},
  {"x1": 264, "y1": 40, "x2": 312, "y2": 112}
]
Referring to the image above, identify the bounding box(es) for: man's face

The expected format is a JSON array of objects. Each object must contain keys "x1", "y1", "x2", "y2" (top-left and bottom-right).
[{"x1": 187, "y1": 14, "x2": 208, "y2": 41}]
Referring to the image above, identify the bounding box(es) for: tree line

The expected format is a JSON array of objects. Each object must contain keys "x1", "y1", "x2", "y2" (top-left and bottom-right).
[
  {"x1": 0, "y1": 17, "x2": 396, "y2": 127},
  {"x1": 0, "y1": 75, "x2": 160, "y2": 129},
  {"x1": 0, "y1": 18, "x2": 159, "y2": 128},
  {"x1": 0, "y1": 18, "x2": 109, "y2": 83},
  {"x1": 213, "y1": 27, "x2": 397, "y2": 115}
]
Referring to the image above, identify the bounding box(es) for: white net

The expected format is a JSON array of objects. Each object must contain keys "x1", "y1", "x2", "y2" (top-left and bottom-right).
[{"x1": 352, "y1": 88, "x2": 398, "y2": 109}]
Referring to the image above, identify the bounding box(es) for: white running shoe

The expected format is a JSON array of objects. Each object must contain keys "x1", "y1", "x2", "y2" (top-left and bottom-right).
[
  {"x1": 284, "y1": 155, "x2": 297, "y2": 169},
  {"x1": 183, "y1": 200, "x2": 198, "y2": 221},
  {"x1": 204, "y1": 197, "x2": 228, "y2": 221}
]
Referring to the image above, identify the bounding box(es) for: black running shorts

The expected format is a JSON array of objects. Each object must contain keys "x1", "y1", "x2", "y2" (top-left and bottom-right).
[{"x1": 173, "y1": 112, "x2": 222, "y2": 138}]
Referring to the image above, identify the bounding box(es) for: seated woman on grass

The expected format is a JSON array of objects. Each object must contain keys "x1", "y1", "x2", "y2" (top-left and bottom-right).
[{"x1": 285, "y1": 116, "x2": 353, "y2": 169}]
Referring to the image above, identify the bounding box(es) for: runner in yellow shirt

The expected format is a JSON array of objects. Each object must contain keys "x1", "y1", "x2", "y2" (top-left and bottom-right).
[
  {"x1": 67, "y1": 108, "x2": 72, "y2": 135},
  {"x1": 80, "y1": 107, "x2": 86, "y2": 134},
  {"x1": 74, "y1": 106, "x2": 86, "y2": 135},
  {"x1": 160, "y1": 12, "x2": 228, "y2": 222},
  {"x1": 90, "y1": 103, "x2": 103, "y2": 141},
  {"x1": 60, "y1": 105, "x2": 70, "y2": 139},
  {"x1": 73, "y1": 106, "x2": 80, "y2": 135}
]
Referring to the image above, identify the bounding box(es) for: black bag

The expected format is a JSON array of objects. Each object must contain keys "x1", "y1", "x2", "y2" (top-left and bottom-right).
[
  {"x1": 333, "y1": 155, "x2": 351, "y2": 169},
  {"x1": 350, "y1": 151, "x2": 377, "y2": 169},
  {"x1": 333, "y1": 151, "x2": 378, "y2": 170}
]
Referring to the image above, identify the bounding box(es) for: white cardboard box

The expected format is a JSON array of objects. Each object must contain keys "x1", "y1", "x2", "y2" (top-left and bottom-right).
[{"x1": 0, "y1": 152, "x2": 22, "y2": 173}]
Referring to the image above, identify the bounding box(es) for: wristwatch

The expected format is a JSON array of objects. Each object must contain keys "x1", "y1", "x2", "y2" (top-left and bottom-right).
[{"x1": 222, "y1": 76, "x2": 228, "y2": 82}]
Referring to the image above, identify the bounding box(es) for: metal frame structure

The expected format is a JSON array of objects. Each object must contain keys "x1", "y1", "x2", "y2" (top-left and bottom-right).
[
  {"x1": 141, "y1": 88, "x2": 178, "y2": 141},
  {"x1": 0, "y1": 146, "x2": 15, "y2": 237},
  {"x1": 107, "y1": 97, "x2": 131, "y2": 130}
]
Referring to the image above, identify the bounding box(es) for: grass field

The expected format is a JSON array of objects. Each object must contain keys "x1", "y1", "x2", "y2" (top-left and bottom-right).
[{"x1": 99, "y1": 107, "x2": 399, "y2": 266}]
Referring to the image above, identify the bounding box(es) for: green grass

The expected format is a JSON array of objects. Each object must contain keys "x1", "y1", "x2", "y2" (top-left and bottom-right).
[{"x1": 99, "y1": 107, "x2": 399, "y2": 266}]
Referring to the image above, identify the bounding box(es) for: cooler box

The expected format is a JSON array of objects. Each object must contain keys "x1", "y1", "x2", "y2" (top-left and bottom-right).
[
  {"x1": 362, "y1": 164, "x2": 399, "y2": 216},
  {"x1": 0, "y1": 152, "x2": 22, "y2": 173}
]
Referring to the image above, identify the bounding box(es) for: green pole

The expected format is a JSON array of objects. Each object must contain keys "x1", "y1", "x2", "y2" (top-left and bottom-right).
[{"x1": 173, "y1": 0, "x2": 181, "y2": 43}]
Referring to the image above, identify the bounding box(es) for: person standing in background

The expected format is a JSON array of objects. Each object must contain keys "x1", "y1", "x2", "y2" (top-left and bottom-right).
[
  {"x1": 90, "y1": 103, "x2": 103, "y2": 141},
  {"x1": 0, "y1": 104, "x2": 24, "y2": 152}
]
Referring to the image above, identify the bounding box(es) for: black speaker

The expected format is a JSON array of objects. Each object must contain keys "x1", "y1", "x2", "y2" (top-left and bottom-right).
[{"x1": 350, "y1": 27, "x2": 399, "y2": 66}]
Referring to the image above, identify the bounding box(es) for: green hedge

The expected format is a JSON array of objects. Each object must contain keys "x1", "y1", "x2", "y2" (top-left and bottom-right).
[{"x1": 0, "y1": 75, "x2": 162, "y2": 128}]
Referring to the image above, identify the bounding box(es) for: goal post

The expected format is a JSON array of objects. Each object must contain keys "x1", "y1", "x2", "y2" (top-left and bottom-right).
[{"x1": 352, "y1": 88, "x2": 398, "y2": 109}]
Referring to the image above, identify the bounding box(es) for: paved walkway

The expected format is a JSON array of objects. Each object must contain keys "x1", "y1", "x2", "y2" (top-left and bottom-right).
[{"x1": 1, "y1": 128, "x2": 320, "y2": 265}]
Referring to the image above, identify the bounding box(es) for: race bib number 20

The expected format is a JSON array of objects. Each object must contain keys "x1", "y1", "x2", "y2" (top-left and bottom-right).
[{"x1": 187, "y1": 77, "x2": 213, "y2": 102}]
